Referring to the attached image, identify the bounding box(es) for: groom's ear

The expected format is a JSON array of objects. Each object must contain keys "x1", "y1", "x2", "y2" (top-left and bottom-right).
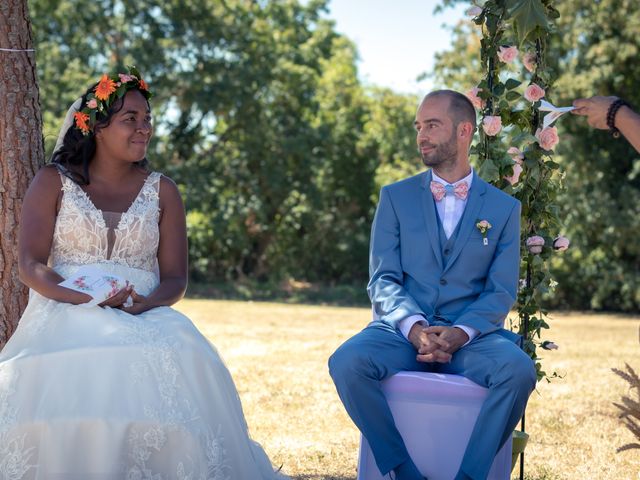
[{"x1": 458, "y1": 121, "x2": 475, "y2": 141}]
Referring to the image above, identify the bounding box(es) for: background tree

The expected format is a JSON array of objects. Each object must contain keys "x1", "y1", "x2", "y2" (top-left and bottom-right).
[
  {"x1": 0, "y1": 0, "x2": 43, "y2": 347},
  {"x1": 550, "y1": 0, "x2": 640, "y2": 311},
  {"x1": 29, "y1": 0, "x2": 420, "y2": 290}
]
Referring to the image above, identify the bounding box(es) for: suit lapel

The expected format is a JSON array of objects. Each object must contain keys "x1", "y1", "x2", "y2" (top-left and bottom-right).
[
  {"x1": 443, "y1": 172, "x2": 487, "y2": 273},
  {"x1": 420, "y1": 171, "x2": 444, "y2": 270}
]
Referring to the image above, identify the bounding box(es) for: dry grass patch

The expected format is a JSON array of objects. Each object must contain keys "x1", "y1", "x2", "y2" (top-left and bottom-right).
[{"x1": 176, "y1": 300, "x2": 640, "y2": 480}]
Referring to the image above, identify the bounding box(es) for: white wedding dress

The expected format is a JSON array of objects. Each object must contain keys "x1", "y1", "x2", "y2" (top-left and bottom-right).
[{"x1": 0, "y1": 171, "x2": 286, "y2": 480}]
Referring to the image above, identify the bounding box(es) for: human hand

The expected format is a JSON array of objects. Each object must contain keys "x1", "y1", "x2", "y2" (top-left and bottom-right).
[
  {"x1": 416, "y1": 326, "x2": 469, "y2": 363},
  {"x1": 571, "y1": 95, "x2": 618, "y2": 130},
  {"x1": 120, "y1": 290, "x2": 152, "y2": 315},
  {"x1": 99, "y1": 283, "x2": 134, "y2": 309},
  {"x1": 408, "y1": 323, "x2": 452, "y2": 363}
]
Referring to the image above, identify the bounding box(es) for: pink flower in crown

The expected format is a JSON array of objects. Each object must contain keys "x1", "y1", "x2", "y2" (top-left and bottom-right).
[
  {"x1": 523, "y1": 52, "x2": 537, "y2": 73},
  {"x1": 466, "y1": 86, "x2": 485, "y2": 110},
  {"x1": 524, "y1": 83, "x2": 545, "y2": 103},
  {"x1": 119, "y1": 73, "x2": 135, "y2": 83},
  {"x1": 86, "y1": 99, "x2": 98, "y2": 109},
  {"x1": 482, "y1": 116, "x2": 502, "y2": 136},
  {"x1": 553, "y1": 236, "x2": 570, "y2": 251},
  {"x1": 526, "y1": 235, "x2": 545, "y2": 254},
  {"x1": 536, "y1": 126, "x2": 560, "y2": 151},
  {"x1": 497, "y1": 46, "x2": 519, "y2": 64},
  {"x1": 466, "y1": 5, "x2": 483, "y2": 16}
]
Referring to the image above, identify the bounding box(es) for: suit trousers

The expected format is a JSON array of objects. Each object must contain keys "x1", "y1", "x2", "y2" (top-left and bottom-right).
[{"x1": 328, "y1": 323, "x2": 536, "y2": 480}]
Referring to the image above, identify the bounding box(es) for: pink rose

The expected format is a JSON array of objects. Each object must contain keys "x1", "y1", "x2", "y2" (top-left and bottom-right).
[
  {"x1": 536, "y1": 126, "x2": 560, "y2": 151},
  {"x1": 504, "y1": 162, "x2": 523, "y2": 185},
  {"x1": 119, "y1": 73, "x2": 134, "y2": 83},
  {"x1": 86, "y1": 99, "x2": 98, "y2": 109},
  {"x1": 497, "y1": 46, "x2": 518, "y2": 64},
  {"x1": 553, "y1": 236, "x2": 570, "y2": 251},
  {"x1": 476, "y1": 220, "x2": 491, "y2": 230},
  {"x1": 466, "y1": 5, "x2": 483, "y2": 16},
  {"x1": 507, "y1": 147, "x2": 524, "y2": 162},
  {"x1": 524, "y1": 83, "x2": 545, "y2": 103},
  {"x1": 523, "y1": 52, "x2": 537, "y2": 73},
  {"x1": 466, "y1": 86, "x2": 485, "y2": 110},
  {"x1": 482, "y1": 116, "x2": 502, "y2": 136},
  {"x1": 526, "y1": 235, "x2": 545, "y2": 254}
]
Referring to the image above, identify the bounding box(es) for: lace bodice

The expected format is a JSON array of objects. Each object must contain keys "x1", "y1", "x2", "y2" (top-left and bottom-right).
[{"x1": 50, "y1": 171, "x2": 162, "y2": 274}]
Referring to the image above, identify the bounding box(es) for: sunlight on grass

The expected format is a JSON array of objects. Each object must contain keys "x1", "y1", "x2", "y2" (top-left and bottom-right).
[{"x1": 175, "y1": 299, "x2": 640, "y2": 480}]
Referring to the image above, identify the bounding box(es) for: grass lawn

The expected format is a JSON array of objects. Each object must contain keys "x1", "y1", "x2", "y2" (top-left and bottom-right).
[{"x1": 175, "y1": 299, "x2": 640, "y2": 480}]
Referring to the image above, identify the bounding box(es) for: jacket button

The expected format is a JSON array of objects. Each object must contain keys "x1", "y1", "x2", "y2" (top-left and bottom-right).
[
  {"x1": 444, "y1": 249, "x2": 451, "y2": 255},
  {"x1": 440, "y1": 278, "x2": 447, "y2": 285}
]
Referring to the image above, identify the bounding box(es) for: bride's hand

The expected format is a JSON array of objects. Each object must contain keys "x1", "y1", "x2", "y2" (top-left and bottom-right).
[
  {"x1": 99, "y1": 284, "x2": 134, "y2": 308},
  {"x1": 120, "y1": 290, "x2": 152, "y2": 315}
]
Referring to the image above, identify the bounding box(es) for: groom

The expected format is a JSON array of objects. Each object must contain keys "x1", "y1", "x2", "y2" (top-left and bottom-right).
[{"x1": 329, "y1": 90, "x2": 536, "y2": 480}]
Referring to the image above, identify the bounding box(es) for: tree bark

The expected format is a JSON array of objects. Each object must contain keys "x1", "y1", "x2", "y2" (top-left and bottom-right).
[{"x1": 0, "y1": 0, "x2": 43, "y2": 348}]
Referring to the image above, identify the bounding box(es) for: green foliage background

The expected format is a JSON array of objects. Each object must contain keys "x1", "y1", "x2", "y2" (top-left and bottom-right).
[{"x1": 30, "y1": 0, "x2": 639, "y2": 311}]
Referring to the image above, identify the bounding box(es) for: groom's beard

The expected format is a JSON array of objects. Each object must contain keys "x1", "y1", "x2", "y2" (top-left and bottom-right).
[{"x1": 420, "y1": 132, "x2": 458, "y2": 169}]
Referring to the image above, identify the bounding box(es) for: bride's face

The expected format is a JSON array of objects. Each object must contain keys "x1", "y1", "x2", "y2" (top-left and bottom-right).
[{"x1": 95, "y1": 90, "x2": 153, "y2": 163}]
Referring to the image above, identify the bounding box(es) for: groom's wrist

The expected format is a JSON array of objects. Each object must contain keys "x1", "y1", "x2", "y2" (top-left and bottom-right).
[{"x1": 399, "y1": 314, "x2": 428, "y2": 341}]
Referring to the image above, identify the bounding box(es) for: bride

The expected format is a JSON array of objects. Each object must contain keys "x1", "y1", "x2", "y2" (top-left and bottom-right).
[{"x1": 0, "y1": 68, "x2": 286, "y2": 480}]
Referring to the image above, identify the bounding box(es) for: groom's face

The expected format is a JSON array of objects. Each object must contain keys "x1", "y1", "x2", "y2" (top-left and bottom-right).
[{"x1": 414, "y1": 97, "x2": 458, "y2": 169}]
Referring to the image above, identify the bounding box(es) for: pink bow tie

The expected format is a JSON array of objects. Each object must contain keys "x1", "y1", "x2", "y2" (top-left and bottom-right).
[{"x1": 430, "y1": 181, "x2": 469, "y2": 201}]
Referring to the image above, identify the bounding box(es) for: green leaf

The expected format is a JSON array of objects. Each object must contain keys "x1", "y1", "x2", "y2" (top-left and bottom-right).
[
  {"x1": 116, "y1": 84, "x2": 127, "y2": 98},
  {"x1": 506, "y1": 0, "x2": 549, "y2": 45},
  {"x1": 478, "y1": 158, "x2": 501, "y2": 182},
  {"x1": 505, "y1": 78, "x2": 522, "y2": 90},
  {"x1": 506, "y1": 91, "x2": 521, "y2": 101}
]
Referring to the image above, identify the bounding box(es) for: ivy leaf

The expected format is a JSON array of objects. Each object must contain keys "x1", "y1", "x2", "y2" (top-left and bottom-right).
[
  {"x1": 478, "y1": 158, "x2": 501, "y2": 183},
  {"x1": 505, "y1": 78, "x2": 522, "y2": 90},
  {"x1": 506, "y1": 91, "x2": 521, "y2": 101},
  {"x1": 506, "y1": 0, "x2": 549, "y2": 45}
]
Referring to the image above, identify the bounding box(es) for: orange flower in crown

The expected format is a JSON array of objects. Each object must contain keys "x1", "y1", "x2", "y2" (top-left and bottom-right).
[
  {"x1": 74, "y1": 111, "x2": 90, "y2": 135},
  {"x1": 73, "y1": 65, "x2": 153, "y2": 136},
  {"x1": 94, "y1": 74, "x2": 117, "y2": 101}
]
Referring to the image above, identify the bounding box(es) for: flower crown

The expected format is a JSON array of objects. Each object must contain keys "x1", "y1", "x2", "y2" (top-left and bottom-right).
[{"x1": 73, "y1": 66, "x2": 152, "y2": 136}]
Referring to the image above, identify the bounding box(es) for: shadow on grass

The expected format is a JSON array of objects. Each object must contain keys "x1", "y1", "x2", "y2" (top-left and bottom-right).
[{"x1": 186, "y1": 279, "x2": 370, "y2": 307}]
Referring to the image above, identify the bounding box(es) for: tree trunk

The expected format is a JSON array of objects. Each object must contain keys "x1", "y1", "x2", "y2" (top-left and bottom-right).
[{"x1": 0, "y1": 0, "x2": 43, "y2": 348}]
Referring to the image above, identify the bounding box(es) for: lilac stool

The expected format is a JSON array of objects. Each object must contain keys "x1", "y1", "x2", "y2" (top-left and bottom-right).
[{"x1": 357, "y1": 371, "x2": 512, "y2": 480}]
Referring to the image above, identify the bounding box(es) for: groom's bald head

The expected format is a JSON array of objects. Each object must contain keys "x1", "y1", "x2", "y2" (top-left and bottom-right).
[{"x1": 421, "y1": 90, "x2": 477, "y2": 132}]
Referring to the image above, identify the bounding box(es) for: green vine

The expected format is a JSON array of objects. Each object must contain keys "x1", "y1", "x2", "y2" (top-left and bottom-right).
[{"x1": 467, "y1": 0, "x2": 565, "y2": 383}]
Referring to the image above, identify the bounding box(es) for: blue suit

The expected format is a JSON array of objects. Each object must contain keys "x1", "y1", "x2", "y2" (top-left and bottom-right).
[{"x1": 329, "y1": 170, "x2": 536, "y2": 480}]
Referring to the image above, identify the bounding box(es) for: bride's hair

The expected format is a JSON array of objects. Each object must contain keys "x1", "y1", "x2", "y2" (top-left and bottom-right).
[{"x1": 51, "y1": 83, "x2": 150, "y2": 185}]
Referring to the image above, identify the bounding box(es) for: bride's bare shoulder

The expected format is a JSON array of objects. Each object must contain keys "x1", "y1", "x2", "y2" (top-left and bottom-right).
[{"x1": 24, "y1": 165, "x2": 65, "y2": 210}]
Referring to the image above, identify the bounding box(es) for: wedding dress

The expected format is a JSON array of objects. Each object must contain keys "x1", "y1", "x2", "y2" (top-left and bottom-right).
[{"x1": 0, "y1": 171, "x2": 286, "y2": 480}]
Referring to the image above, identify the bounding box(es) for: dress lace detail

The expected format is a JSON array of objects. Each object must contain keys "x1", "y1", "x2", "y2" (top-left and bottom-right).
[{"x1": 50, "y1": 172, "x2": 161, "y2": 273}]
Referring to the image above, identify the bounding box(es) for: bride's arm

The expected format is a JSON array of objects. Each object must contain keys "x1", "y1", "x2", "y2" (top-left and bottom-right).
[
  {"x1": 123, "y1": 175, "x2": 188, "y2": 314},
  {"x1": 18, "y1": 167, "x2": 93, "y2": 304}
]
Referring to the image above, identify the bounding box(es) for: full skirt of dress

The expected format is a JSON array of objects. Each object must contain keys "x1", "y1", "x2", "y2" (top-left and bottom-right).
[{"x1": 0, "y1": 263, "x2": 285, "y2": 480}]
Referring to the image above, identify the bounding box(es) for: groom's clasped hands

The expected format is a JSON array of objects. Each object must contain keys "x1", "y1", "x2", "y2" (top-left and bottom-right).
[{"x1": 408, "y1": 324, "x2": 470, "y2": 363}]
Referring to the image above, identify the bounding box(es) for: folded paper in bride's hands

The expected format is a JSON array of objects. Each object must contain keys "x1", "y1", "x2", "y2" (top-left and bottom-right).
[
  {"x1": 59, "y1": 265, "x2": 128, "y2": 307},
  {"x1": 539, "y1": 100, "x2": 575, "y2": 129}
]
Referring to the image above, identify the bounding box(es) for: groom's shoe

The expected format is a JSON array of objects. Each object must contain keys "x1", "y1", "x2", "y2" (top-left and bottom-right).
[{"x1": 389, "y1": 459, "x2": 427, "y2": 480}]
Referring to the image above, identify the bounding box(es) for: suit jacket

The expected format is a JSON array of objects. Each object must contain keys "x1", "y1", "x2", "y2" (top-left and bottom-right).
[{"x1": 367, "y1": 169, "x2": 521, "y2": 337}]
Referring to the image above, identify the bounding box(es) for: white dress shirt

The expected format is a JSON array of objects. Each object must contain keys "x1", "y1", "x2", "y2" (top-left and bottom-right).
[{"x1": 397, "y1": 169, "x2": 479, "y2": 345}]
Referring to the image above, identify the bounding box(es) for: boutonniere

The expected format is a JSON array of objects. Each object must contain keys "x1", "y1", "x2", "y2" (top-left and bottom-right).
[{"x1": 476, "y1": 219, "x2": 492, "y2": 246}]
